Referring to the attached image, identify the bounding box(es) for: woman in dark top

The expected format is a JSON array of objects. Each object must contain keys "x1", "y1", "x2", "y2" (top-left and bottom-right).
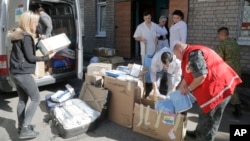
[{"x1": 8, "y1": 11, "x2": 55, "y2": 140}]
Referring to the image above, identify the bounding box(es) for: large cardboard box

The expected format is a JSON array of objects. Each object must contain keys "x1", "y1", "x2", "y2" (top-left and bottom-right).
[
  {"x1": 34, "y1": 50, "x2": 45, "y2": 77},
  {"x1": 133, "y1": 102, "x2": 187, "y2": 141},
  {"x1": 87, "y1": 63, "x2": 112, "y2": 76},
  {"x1": 37, "y1": 33, "x2": 71, "y2": 55},
  {"x1": 103, "y1": 76, "x2": 141, "y2": 128},
  {"x1": 93, "y1": 47, "x2": 116, "y2": 57}
]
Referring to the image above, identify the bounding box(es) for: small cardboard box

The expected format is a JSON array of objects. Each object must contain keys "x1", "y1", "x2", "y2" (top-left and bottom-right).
[
  {"x1": 34, "y1": 50, "x2": 45, "y2": 77},
  {"x1": 93, "y1": 47, "x2": 116, "y2": 57},
  {"x1": 133, "y1": 102, "x2": 187, "y2": 141},
  {"x1": 85, "y1": 73, "x2": 103, "y2": 87},
  {"x1": 37, "y1": 33, "x2": 71, "y2": 55},
  {"x1": 103, "y1": 76, "x2": 142, "y2": 128},
  {"x1": 98, "y1": 56, "x2": 124, "y2": 69},
  {"x1": 87, "y1": 63, "x2": 112, "y2": 76}
]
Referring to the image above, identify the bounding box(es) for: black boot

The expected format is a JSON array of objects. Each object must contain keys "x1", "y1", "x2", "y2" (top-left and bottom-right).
[
  {"x1": 232, "y1": 104, "x2": 242, "y2": 117},
  {"x1": 19, "y1": 126, "x2": 39, "y2": 140}
]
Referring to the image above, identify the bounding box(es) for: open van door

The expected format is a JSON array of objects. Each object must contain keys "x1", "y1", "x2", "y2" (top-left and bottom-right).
[{"x1": 74, "y1": 0, "x2": 83, "y2": 80}]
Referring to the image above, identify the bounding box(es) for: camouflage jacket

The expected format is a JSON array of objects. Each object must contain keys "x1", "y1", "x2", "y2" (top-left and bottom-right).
[{"x1": 215, "y1": 38, "x2": 241, "y2": 75}]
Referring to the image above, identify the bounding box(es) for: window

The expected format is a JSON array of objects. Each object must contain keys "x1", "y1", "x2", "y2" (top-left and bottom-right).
[
  {"x1": 97, "y1": 0, "x2": 106, "y2": 36},
  {"x1": 238, "y1": 0, "x2": 250, "y2": 45}
]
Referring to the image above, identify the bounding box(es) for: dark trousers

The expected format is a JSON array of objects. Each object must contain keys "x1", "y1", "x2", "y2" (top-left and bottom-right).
[
  {"x1": 10, "y1": 74, "x2": 40, "y2": 128},
  {"x1": 195, "y1": 96, "x2": 231, "y2": 141}
]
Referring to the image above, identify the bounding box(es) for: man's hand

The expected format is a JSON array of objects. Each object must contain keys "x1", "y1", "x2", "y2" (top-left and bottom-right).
[
  {"x1": 179, "y1": 85, "x2": 189, "y2": 95},
  {"x1": 141, "y1": 38, "x2": 147, "y2": 45}
]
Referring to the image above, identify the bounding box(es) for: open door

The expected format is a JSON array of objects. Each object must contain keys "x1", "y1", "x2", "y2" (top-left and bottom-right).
[
  {"x1": 168, "y1": 0, "x2": 188, "y2": 26},
  {"x1": 115, "y1": 1, "x2": 131, "y2": 59}
]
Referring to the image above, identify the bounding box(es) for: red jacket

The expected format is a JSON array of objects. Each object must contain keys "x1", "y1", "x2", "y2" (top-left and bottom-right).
[{"x1": 182, "y1": 45, "x2": 242, "y2": 113}]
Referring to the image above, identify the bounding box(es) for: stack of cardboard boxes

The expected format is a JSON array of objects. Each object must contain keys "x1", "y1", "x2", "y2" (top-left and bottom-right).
[
  {"x1": 92, "y1": 47, "x2": 124, "y2": 69},
  {"x1": 85, "y1": 62, "x2": 187, "y2": 141}
]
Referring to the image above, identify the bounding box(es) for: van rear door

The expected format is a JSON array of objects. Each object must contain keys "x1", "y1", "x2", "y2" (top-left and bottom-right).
[{"x1": 73, "y1": 0, "x2": 83, "y2": 79}]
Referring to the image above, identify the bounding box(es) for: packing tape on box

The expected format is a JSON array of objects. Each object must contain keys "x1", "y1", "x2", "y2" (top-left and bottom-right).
[
  {"x1": 173, "y1": 114, "x2": 182, "y2": 132},
  {"x1": 127, "y1": 81, "x2": 131, "y2": 91},
  {"x1": 137, "y1": 104, "x2": 151, "y2": 127},
  {"x1": 154, "y1": 111, "x2": 162, "y2": 128}
]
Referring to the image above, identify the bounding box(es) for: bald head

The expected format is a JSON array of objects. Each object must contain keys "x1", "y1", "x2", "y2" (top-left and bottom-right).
[{"x1": 173, "y1": 42, "x2": 187, "y2": 60}]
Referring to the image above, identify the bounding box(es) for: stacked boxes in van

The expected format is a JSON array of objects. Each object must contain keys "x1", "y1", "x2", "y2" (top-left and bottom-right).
[{"x1": 92, "y1": 47, "x2": 124, "y2": 69}]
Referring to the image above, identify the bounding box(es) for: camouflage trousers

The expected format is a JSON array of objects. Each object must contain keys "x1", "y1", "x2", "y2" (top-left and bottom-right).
[
  {"x1": 230, "y1": 92, "x2": 241, "y2": 105},
  {"x1": 194, "y1": 96, "x2": 231, "y2": 141}
]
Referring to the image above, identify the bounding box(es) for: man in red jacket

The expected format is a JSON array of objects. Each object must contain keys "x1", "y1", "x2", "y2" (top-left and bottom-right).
[{"x1": 173, "y1": 42, "x2": 242, "y2": 141}]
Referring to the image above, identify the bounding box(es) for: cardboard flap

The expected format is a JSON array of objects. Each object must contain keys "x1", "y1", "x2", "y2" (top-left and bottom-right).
[{"x1": 79, "y1": 83, "x2": 109, "y2": 112}]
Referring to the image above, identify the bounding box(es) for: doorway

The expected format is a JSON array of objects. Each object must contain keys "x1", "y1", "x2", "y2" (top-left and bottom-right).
[{"x1": 131, "y1": 0, "x2": 169, "y2": 59}]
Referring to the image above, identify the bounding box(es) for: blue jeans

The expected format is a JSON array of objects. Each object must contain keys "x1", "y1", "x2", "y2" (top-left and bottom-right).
[
  {"x1": 10, "y1": 74, "x2": 40, "y2": 128},
  {"x1": 195, "y1": 96, "x2": 231, "y2": 141}
]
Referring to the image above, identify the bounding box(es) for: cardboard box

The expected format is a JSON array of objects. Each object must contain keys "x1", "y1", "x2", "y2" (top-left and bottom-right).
[
  {"x1": 34, "y1": 50, "x2": 45, "y2": 77},
  {"x1": 104, "y1": 76, "x2": 141, "y2": 128},
  {"x1": 79, "y1": 82, "x2": 109, "y2": 112},
  {"x1": 98, "y1": 56, "x2": 124, "y2": 69},
  {"x1": 93, "y1": 47, "x2": 116, "y2": 57},
  {"x1": 87, "y1": 63, "x2": 112, "y2": 76},
  {"x1": 37, "y1": 33, "x2": 71, "y2": 55},
  {"x1": 85, "y1": 73, "x2": 103, "y2": 87},
  {"x1": 133, "y1": 103, "x2": 187, "y2": 141}
]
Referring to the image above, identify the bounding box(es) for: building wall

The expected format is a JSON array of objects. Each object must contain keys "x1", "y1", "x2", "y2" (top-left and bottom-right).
[
  {"x1": 188, "y1": 0, "x2": 250, "y2": 73},
  {"x1": 82, "y1": 0, "x2": 115, "y2": 56}
]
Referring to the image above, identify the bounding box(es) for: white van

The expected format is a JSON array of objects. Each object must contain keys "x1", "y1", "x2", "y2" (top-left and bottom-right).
[{"x1": 0, "y1": 0, "x2": 83, "y2": 92}]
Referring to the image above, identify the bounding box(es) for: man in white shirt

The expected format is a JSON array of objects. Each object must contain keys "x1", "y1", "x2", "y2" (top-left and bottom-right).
[
  {"x1": 169, "y1": 10, "x2": 187, "y2": 50},
  {"x1": 157, "y1": 15, "x2": 169, "y2": 51},
  {"x1": 133, "y1": 11, "x2": 158, "y2": 65},
  {"x1": 150, "y1": 47, "x2": 182, "y2": 95}
]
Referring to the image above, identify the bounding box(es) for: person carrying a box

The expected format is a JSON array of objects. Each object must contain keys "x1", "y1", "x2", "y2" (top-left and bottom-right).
[
  {"x1": 173, "y1": 42, "x2": 242, "y2": 141},
  {"x1": 8, "y1": 11, "x2": 55, "y2": 140},
  {"x1": 34, "y1": 5, "x2": 54, "y2": 74},
  {"x1": 150, "y1": 47, "x2": 182, "y2": 96}
]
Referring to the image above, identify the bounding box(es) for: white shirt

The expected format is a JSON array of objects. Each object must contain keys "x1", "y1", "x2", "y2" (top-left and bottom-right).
[
  {"x1": 157, "y1": 25, "x2": 169, "y2": 51},
  {"x1": 169, "y1": 20, "x2": 187, "y2": 50},
  {"x1": 133, "y1": 22, "x2": 158, "y2": 56},
  {"x1": 150, "y1": 47, "x2": 182, "y2": 91}
]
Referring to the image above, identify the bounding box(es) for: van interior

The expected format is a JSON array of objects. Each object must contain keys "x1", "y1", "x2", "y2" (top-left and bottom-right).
[{"x1": 30, "y1": 1, "x2": 77, "y2": 74}]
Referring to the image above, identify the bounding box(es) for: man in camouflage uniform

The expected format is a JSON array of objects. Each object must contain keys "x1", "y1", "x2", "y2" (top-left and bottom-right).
[{"x1": 215, "y1": 27, "x2": 242, "y2": 117}]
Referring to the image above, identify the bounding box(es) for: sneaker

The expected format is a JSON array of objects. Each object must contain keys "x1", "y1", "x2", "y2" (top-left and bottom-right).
[
  {"x1": 19, "y1": 126, "x2": 39, "y2": 140},
  {"x1": 18, "y1": 125, "x2": 36, "y2": 134},
  {"x1": 186, "y1": 130, "x2": 196, "y2": 138}
]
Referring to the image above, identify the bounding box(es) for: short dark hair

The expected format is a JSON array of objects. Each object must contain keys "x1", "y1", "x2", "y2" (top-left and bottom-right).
[
  {"x1": 172, "y1": 10, "x2": 184, "y2": 20},
  {"x1": 217, "y1": 27, "x2": 229, "y2": 36},
  {"x1": 143, "y1": 11, "x2": 151, "y2": 17},
  {"x1": 161, "y1": 52, "x2": 173, "y2": 65}
]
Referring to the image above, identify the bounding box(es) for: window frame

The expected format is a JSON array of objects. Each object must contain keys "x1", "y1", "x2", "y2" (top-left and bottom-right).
[
  {"x1": 238, "y1": 0, "x2": 250, "y2": 45},
  {"x1": 96, "y1": 0, "x2": 106, "y2": 37}
]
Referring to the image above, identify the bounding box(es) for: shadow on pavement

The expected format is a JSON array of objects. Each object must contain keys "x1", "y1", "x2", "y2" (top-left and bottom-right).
[
  {"x1": 0, "y1": 116, "x2": 18, "y2": 141},
  {"x1": 0, "y1": 91, "x2": 17, "y2": 112}
]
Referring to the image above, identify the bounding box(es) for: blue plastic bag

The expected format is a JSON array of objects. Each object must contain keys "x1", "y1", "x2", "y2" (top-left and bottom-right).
[{"x1": 144, "y1": 55, "x2": 153, "y2": 83}]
